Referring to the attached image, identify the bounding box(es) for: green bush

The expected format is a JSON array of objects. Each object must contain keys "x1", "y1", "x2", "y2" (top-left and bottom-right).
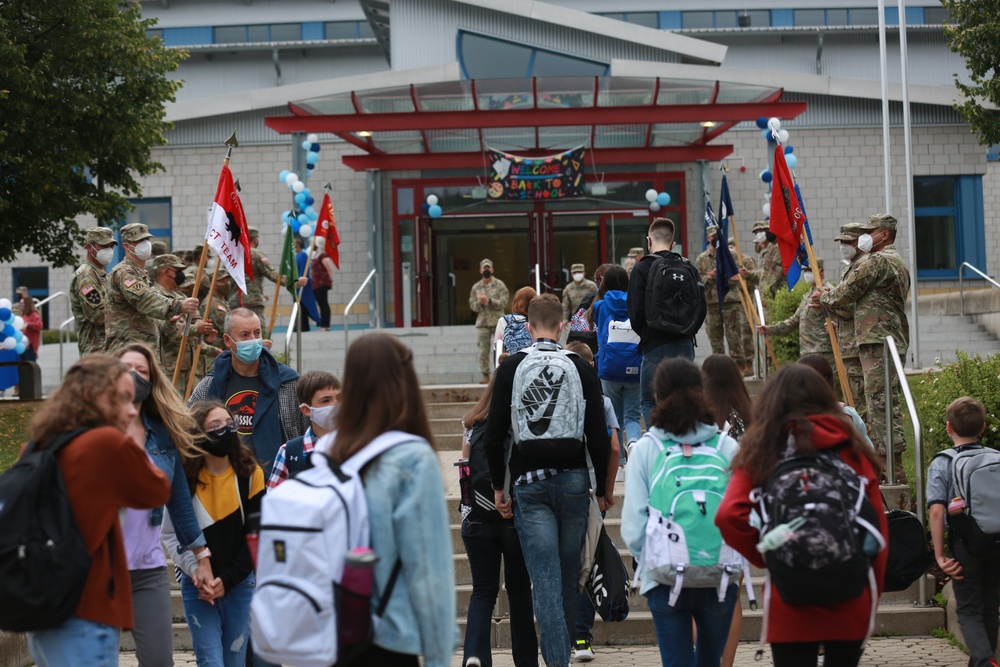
[
  {"x1": 42, "y1": 328, "x2": 77, "y2": 344},
  {"x1": 764, "y1": 282, "x2": 810, "y2": 366},
  {"x1": 910, "y1": 351, "x2": 1000, "y2": 458}
]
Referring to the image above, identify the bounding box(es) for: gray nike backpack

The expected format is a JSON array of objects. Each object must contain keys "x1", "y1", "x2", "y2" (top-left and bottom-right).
[{"x1": 510, "y1": 342, "x2": 585, "y2": 458}]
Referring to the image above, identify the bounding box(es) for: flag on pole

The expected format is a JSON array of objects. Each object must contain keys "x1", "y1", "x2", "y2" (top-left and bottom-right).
[
  {"x1": 296, "y1": 245, "x2": 321, "y2": 324},
  {"x1": 206, "y1": 165, "x2": 253, "y2": 294},
  {"x1": 768, "y1": 146, "x2": 807, "y2": 282},
  {"x1": 316, "y1": 193, "x2": 341, "y2": 269},
  {"x1": 278, "y1": 226, "x2": 297, "y2": 298},
  {"x1": 784, "y1": 184, "x2": 816, "y2": 288},
  {"x1": 714, "y1": 177, "x2": 741, "y2": 311}
]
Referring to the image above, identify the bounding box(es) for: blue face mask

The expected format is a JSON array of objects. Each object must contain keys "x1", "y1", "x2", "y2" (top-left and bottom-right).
[{"x1": 233, "y1": 337, "x2": 263, "y2": 363}]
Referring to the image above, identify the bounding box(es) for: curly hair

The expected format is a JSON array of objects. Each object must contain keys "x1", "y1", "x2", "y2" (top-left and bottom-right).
[
  {"x1": 28, "y1": 354, "x2": 130, "y2": 443},
  {"x1": 184, "y1": 400, "x2": 260, "y2": 488},
  {"x1": 649, "y1": 357, "x2": 717, "y2": 435}
]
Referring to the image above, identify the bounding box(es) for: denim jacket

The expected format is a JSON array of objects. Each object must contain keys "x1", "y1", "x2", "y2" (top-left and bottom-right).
[
  {"x1": 361, "y1": 438, "x2": 458, "y2": 667},
  {"x1": 143, "y1": 412, "x2": 206, "y2": 552}
]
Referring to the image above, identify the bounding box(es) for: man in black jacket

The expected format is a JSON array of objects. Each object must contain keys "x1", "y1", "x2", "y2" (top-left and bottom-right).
[
  {"x1": 627, "y1": 217, "x2": 701, "y2": 425},
  {"x1": 484, "y1": 293, "x2": 610, "y2": 667}
]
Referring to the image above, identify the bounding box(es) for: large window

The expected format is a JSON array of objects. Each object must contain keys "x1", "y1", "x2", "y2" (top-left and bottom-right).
[
  {"x1": 458, "y1": 32, "x2": 608, "y2": 80},
  {"x1": 914, "y1": 176, "x2": 985, "y2": 279},
  {"x1": 681, "y1": 10, "x2": 770, "y2": 28},
  {"x1": 214, "y1": 23, "x2": 302, "y2": 43},
  {"x1": 113, "y1": 198, "x2": 172, "y2": 266}
]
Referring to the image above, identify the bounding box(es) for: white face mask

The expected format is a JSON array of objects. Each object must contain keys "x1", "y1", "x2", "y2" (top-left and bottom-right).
[
  {"x1": 857, "y1": 234, "x2": 874, "y2": 254},
  {"x1": 572, "y1": 272, "x2": 584, "y2": 283},
  {"x1": 754, "y1": 232, "x2": 767, "y2": 244},
  {"x1": 840, "y1": 243, "x2": 858, "y2": 261},
  {"x1": 95, "y1": 247, "x2": 115, "y2": 266},
  {"x1": 307, "y1": 403, "x2": 338, "y2": 431},
  {"x1": 802, "y1": 271, "x2": 814, "y2": 285},
  {"x1": 132, "y1": 240, "x2": 152, "y2": 261}
]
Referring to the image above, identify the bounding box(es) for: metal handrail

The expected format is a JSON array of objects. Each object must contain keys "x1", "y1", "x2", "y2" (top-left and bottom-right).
[
  {"x1": 884, "y1": 334, "x2": 928, "y2": 605},
  {"x1": 959, "y1": 262, "x2": 1000, "y2": 316},
  {"x1": 753, "y1": 288, "x2": 767, "y2": 381},
  {"x1": 284, "y1": 301, "x2": 300, "y2": 370},
  {"x1": 34, "y1": 291, "x2": 67, "y2": 309},
  {"x1": 343, "y1": 269, "x2": 380, "y2": 351},
  {"x1": 59, "y1": 316, "x2": 75, "y2": 380}
]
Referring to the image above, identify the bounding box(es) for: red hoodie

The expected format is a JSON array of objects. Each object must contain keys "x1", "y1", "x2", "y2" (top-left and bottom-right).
[{"x1": 715, "y1": 414, "x2": 888, "y2": 643}]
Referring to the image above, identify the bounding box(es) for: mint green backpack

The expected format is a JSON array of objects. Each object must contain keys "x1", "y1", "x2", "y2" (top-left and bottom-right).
[{"x1": 635, "y1": 432, "x2": 747, "y2": 606}]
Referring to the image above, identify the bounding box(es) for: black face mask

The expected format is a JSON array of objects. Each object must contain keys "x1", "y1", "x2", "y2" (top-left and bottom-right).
[
  {"x1": 482, "y1": 269, "x2": 492, "y2": 279},
  {"x1": 131, "y1": 371, "x2": 151, "y2": 404},
  {"x1": 202, "y1": 429, "x2": 240, "y2": 458},
  {"x1": 173, "y1": 268, "x2": 186, "y2": 286}
]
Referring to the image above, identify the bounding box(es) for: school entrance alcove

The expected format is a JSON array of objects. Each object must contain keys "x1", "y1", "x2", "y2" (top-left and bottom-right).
[{"x1": 265, "y1": 73, "x2": 806, "y2": 327}]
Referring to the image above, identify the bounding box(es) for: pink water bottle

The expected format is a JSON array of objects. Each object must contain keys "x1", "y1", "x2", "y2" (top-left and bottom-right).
[{"x1": 339, "y1": 547, "x2": 379, "y2": 646}]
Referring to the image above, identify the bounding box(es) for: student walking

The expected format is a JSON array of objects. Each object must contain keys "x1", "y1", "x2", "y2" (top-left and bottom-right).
[{"x1": 267, "y1": 370, "x2": 341, "y2": 490}]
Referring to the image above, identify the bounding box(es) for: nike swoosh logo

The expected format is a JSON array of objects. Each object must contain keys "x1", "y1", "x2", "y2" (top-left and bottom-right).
[{"x1": 524, "y1": 366, "x2": 563, "y2": 436}]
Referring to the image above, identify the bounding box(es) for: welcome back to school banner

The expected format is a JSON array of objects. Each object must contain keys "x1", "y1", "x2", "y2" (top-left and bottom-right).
[{"x1": 487, "y1": 147, "x2": 586, "y2": 200}]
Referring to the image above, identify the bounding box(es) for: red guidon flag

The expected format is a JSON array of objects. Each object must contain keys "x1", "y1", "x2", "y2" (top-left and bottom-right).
[
  {"x1": 768, "y1": 145, "x2": 806, "y2": 276},
  {"x1": 317, "y1": 192, "x2": 341, "y2": 269},
  {"x1": 206, "y1": 165, "x2": 253, "y2": 294}
]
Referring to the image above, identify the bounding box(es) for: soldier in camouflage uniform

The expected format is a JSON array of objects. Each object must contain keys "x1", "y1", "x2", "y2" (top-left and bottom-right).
[
  {"x1": 228, "y1": 227, "x2": 280, "y2": 339},
  {"x1": 821, "y1": 213, "x2": 910, "y2": 482},
  {"x1": 469, "y1": 258, "x2": 509, "y2": 383},
  {"x1": 832, "y1": 223, "x2": 867, "y2": 418},
  {"x1": 150, "y1": 254, "x2": 219, "y2": 395},
  {"x1": 105, "y1": 223, "x2": 200, "y2": 355},
  {"x1": 693, "y1": 224, "x2": 725, "y2": 355},
  {"x1": 70, "y1": 227, "x2": 117, "y2": 355},
  {"x1": 562, "y1": 262, "x2": 598, "y2": 320},
  {"x1": 760, "y1": 258, "x2": 835, "y2": 369},
  {"x1": 751, "y1": 220, "x2": 786, "y2": 299},
  {"x1": 720, "y1": 238, "x2": 757, "y2": 373}
]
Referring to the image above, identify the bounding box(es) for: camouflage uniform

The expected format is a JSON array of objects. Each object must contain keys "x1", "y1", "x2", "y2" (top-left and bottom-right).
[
  {"x1": 69, "y1": 227, "x2": 116, "y2": 355},
  {"x1": 721, "y1": 250, "x2": 757, "y2": 370},
  {"x1": 833, "y1": 224, "x2": 867, "y2": 417},
  {"x1": 228, "y1": 229, "x2": 280, "y2": 338},
  {"x1": 769, "y1": 281, "x2": 836, "y2": 367},
  {"x1": 562, "y1": 263, "x2": 598, "y2": 320},
  {"x1": 694, "y1": 246, "x2": 724, "y2": 355},
  {"x1": 754, "y1": 242, "x2": 785, "y2": 299},
  {"x1": 105, "y1": 224, "x2": 186, "y2": 355},
  {"x1": 469, "y1": 260, "x2": 509, "y2": 378},
  {"x1": 821, "y1": 214, "x2": 910, "y2": 480}
]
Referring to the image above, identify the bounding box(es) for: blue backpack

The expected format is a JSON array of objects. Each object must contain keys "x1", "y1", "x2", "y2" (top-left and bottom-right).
[
  {"x1": 502, "y1": 314, "x2": 532, "y2": 355},
  {"x1": 596, "y1": 292, "x2": 642, "y2": 384}
]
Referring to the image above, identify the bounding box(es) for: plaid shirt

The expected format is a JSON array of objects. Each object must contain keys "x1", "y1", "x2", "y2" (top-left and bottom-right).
[
  {"x1": 515, "y1": 468, "x2": 564, "y2": 486},
  {"x1": 267, "y1": 427, "x2": 316, "y2": 491}
]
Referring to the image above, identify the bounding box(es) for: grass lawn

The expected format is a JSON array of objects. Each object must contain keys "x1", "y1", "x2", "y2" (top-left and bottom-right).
[{"x1": 0, "y1": 402, "x2": 38, "y2": 473}]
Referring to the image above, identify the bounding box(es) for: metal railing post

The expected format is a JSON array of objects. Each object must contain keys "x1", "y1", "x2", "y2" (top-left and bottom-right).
[
  {"x1": 884, "y1": 339, "x2": 896, "y2": 486},
  {"x1": 343, "y1": 269, "x2": 379, "y2": 352},
  {"x1": 284, "y1": 302, "x2": 299, "y2": 370},
  {"x1": 754, "y1": 289, "x2": 767, "y2": 381},
  {"x1": 958, "y1": 262, "x2": 1000, "y2": 318},
  {"x1": 58, "y1": 316, "x2": 75, "y2": 380}
]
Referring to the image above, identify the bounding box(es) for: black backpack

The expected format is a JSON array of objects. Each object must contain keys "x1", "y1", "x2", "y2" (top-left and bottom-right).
[
  {"x1": 284, "y1": 436, "x2": 314, "y2": 476},
  {"x1": 586, "y1": 525, "x2": 630, "y2": 622},
  {"x1": 0, "y1": 428, "x2": 92, "y2": 632},
  {"x1": 883, "y1": 507, "x2": 932, "y2": 592},
  {"x1": 460, "y1": 423, "x2": 509, "y2": 523},
  {"x1": 643, "y1": 253, "x2": 707, "y2": 337}
]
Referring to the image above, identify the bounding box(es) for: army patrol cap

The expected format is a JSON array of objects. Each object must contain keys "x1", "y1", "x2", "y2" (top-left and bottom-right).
[
  {"x1": 120, "y1": 223, "x2": 153, "y2": 244},
  {"x1": 628, "y1": 247, "x2": 644, "y2": 257},
  {"x1": 705, "y1": 224, "x2": 719, "y2": 238},
  {"x1": 752, "y1": 220, "x2": 769, "y2": 233},
  {"x1": 480, "y1": 258, "x2": 493, "y2": 269},
  {"x1": 834, "y1": 222, "x2": 865, "y2": 242},
  {"x1": 149, "y1": 254, "x2": 185, "y2": 272},
  {"x1": 84, "y1": 227, "x2": 118, "y2": 246},
  {"x1": 150, "y1": 241, "x2": 167, "y2": 256},
  {"x1": 571, "y1": 263, "x2": 585, "y2": 273},
  {"x1": 861, "y1": 213, "x2": 897, "y2": 231},
  {"x1": 15, "y1": 286, "x2": 28, "y2": 296},
  {"x1": 248, "y1": 226, "x2": 260, "y2": 240}
]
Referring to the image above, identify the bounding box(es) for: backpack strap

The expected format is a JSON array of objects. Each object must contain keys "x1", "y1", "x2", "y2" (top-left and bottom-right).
[
  {"x1": 284, "y1": 436, "x2": 309, "y2": 474},
  {"x1": 29, "y1": 427, "x2": 89, "y2": 456},
  {"x1": 342, "y1": 430, "x2": 417, "y2": 473},
  {"x1": 375, "y1": 558, "x2": 403, "y2": 618}
]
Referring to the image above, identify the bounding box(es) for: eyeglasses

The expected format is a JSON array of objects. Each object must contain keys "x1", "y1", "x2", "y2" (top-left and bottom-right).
[{"x1": 206, "y1": 420, "x2": 238, "y2": 437}]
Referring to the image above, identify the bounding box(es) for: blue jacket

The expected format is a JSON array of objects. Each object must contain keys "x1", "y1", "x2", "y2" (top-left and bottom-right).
[
  {"x1": 594, "y1": 290, "x2": 642, "y2": 384},
  {"x1": 142, "y1": 412, "x2": 206, "y2": 552},
  {"x1": 363, "y1": 439, "x2": 458, "y2": 667}
]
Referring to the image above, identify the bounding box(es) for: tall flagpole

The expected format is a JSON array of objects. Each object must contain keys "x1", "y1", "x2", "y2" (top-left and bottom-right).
[
  {"x1": 184, "y1": 258, "x2": 222, "y2": 401},
  {"x1": 728, "y1": 215, "x2": 780, "y2": 369},
  {"x1": 173, "y1": 131, "x2": 238, "y2": 389}
]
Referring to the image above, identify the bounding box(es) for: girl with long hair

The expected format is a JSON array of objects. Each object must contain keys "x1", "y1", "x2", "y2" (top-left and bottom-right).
[
  {"x1": 24, "y1": 355, "x2": 170, "y2": 666},
  {"x1": 621, "y1": 358, "x2": 741, "y2": 667},
  {"x1": 163, "y1": 400, "x2": 264, "y2": 667},
  {"x1": 494, "y1": 286, "x2": 536, "y2": 356},
  {"x1": 701, "y1": 354, "x2": 753, "y2": 441},
  {"x1": 715, "y1": 364, "x2": 888, "y2": 667},
  {"x1": 326, "y1": 333, "x2": 455, "y2": 666},
  {"x1": 115, "y1": 343, "x2": 212, "y2": 667}
]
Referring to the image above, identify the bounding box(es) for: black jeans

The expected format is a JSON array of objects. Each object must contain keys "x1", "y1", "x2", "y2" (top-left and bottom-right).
[
  {"x1": 461, "y1": 518, "x2": 537, "y2": 667},
  {"x1": 771, "y1": 640, "x2": 864, "y2": 667},
  {"x1": 952, "y1": 540, "x2": 1000, "y2": 667},
  {"x1": 314, "y1": 286, "x2": 331, "y2": 328},
  {"x1": 299, "y1": 300, "x2": 311, "y2": 332}
]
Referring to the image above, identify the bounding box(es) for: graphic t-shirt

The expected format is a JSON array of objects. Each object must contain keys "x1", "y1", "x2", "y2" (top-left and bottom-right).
[{"x1": 226, "y1": 372, "x2": 260, "y2": 448}]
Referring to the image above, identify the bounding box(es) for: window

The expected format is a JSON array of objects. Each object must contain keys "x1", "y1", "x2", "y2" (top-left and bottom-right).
[
  {"x1": 458, "y1": 32, "x2": 608, "y2": 80},
  {"x1": 914, "y1": 176, "x2": 985, "y2": 279},
  {"x1": 325, "y1": 22, "x2": 358, "y2": 39},
  {"x1": 826, "y1": 9, "x2": 848, "y2": 25},
  {"x1": 924, "y1": 7, "x2": 951, "y2": 24},
  {"x1": 113, "y1": 199, "x2": 172, "y2": 266},
  {"x1": 681, "y1": 11, "x2": 715, "y2": 29},
  {"x1": 145, "y1": 29, "x2": 163, "y2": 41},
  {"x1": 215, "y1": 26, "x2": 246, "y2": 43},
  {"x1": 214, "y1": 24, "x2": 301, "y2": 43},
  {"x1": 849, "y1": 8, "x2": 878, "y2": 25},
  {"x1": 269, "y1": 23, "x2": 301, "y2": 41},
  {"x1": 358, "y1": 21, "x2": 374, "y2": 39},
  {"x1": 794, "y1": 9, "x2": 827, "y2": 26}
]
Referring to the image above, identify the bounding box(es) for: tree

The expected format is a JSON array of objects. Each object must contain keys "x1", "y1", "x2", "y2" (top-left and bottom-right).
[
  {"x1": 0, "y1": 0, "x2": 185, "y2": 267},
  {"x1": 941, "y1": 0, "x2": 1000, "y2": 148}
]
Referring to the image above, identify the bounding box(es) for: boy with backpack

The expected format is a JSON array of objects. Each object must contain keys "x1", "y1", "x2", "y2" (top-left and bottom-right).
[
  {"x1": 266, "y1": 371, "x2": 341, "y2": 490},
  {"x1": 928, "y1": 396, "x2": 1000, "y2": 667},
  {"x1": 485, "y1": 293, "x2": 611, "y2": 667}
]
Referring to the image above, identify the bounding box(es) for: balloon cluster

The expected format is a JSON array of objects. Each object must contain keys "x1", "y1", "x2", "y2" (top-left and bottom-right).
[
  {"x1": 277, "y1": 134, "x2": 323, "y2": 238},
  {"x1": 644, "y1": 189, "x2": 671, "y2": 213},
  {"x1": 0, "y1": 299, "x2": 27, "y2": 354},
  {"x1": 421, "y1": 194, "x2": 442, "y2": 219},
  {"x1": 755, "y1": 117, "x2": 798, "y2": 216}
]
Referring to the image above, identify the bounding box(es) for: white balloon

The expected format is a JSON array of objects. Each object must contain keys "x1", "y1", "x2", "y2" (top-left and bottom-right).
[
  {"x1": 1, "y1": 338, "x2": 15, "y2": 350},
  {"x1": 763, "y1": 202, "x2": 771, "y2": 214},
  {"x1": 768, "y1": 117, "x2": 781, "y2": 132},
  {"x1": 292, "y1": 181, "x2": 306, "y2": 193},
  {"x1": 645, "y1": 189, "x2": 658, "y2": 203},
  {"x1": 306, "y1": 133, "x2": 320, "y2": 144},
  {"x1": 285, "y1": 173, "x2": 299, "y2": 186},
  {"x1": 426, "y1": 194, "x2": 439, "y2": 206},
  {"x1": 649, "y1": 202, "x2": 661, "y2": 212},
  {"x1": 0, "y1": 299, "x2": 9, "y2": 310},
  {"x1": 777, "y1": 129, "x2": 790, "y2": 144},
  {"x1": 299, "y1": 224, "x2": 313, "y2": 238},
  {"x1": 13, "y1": 316, "x2": 24, "y2": 331}
]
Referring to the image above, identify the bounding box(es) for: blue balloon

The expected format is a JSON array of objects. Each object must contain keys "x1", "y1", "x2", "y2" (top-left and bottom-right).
[
  {"x1": 761, "y1": 128, "x2": 772, "y2": 140},
  {"x1": 767, "y1": 131, "x2": 777, "y2": 143},
  {"x1": 305, "y1": 196, "x2": 315, "y2": 207},
  {"x1": 761, "y1": 170, "x2": 772, "y2": 184},
  {"x1": 297, "y1": 213, "x2": 308, "y2": 225},
  {"x1": 15, "y1": 342, "x2": 26, "y2": 355},
  {"x1": 292, "y1": 220, "x2": 301, "y2": 233},
  {"x1": 306, "y1": 163, "x2": 315, "y2": 170},
  {"x1": 306, "y1": 151, "x2": 320, "y2": 165},
  {"x1": 301, "y1": 140, "x2": 312, "y2": 150},
  {"x1": 428, "y1": 204, "x2": 443, "y2": 219},
  {"x1": 786, "y1": 154, "x2": 799, "y2": 168},
  {"x1": 307, "y1": 210, "x2": 319, "y2": 222},
  {"x1": 279, "y1": 170, "x2": 291, "y2": 183},
  {"x1": 305, "y1": 206, "x2": 316, "y2": 218},
  {"x1": 301, "y1": 188, "x2": 311, "y2": 198},
  {"x1": 304, "y1": 171, "x2": 313, "y2": 179},
  {"x1": 0, "y1": 308, "x2": 9, "y2": 321},
  {"x1": 756, "y1": 116, "x2": 769, "y2": 129},
  {"x1": 421, "y1": 202, "x2": 430, "y2": 213},
  {"x1": 13, "y1": 330, "x2": 22, "y2": 341},
  {"x1": 784, "y1": 145, "x2": 794, "y2": 155},
  {"x1": 294, "y1": 193, "x2": 307, "y2": 206},
  {"x1": 2, "y1": 325, "x2": 13, "y2": 337},
  {"x1": 282, "y1": 209, "x2": 292, "y2": 221},
  {"x1": 311, "y1": 143, "x2": 321, "y2": 153},
  {"x1": 656, "y1": 192, "x2": 671, "y2": 207}
]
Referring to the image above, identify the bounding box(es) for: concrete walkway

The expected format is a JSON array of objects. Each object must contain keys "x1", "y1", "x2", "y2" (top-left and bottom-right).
[{"x1": 119, "y1": 637, "x2": 968, "y2": 666}]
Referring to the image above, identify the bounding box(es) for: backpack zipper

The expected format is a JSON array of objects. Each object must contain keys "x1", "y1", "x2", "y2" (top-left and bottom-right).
[{"x1": 256, "y1": 581, "x2": 322, "y2": 612}]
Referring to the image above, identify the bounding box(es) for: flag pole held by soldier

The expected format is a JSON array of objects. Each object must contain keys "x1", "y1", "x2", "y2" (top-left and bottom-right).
[{"x1": 185, "y1": 256, "x2": 223, "y2": 401}]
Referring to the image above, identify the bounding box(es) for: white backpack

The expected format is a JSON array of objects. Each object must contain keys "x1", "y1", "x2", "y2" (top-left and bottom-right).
[
  {"x1": 250, "y1": 430, "x2": 412, "y2": 667},
  {"x1": 510, "y1": 341, "x2": 585, "y2": 453}
]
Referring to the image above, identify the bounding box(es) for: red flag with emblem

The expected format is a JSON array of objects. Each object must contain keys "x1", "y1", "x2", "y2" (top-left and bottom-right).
[
  {"x1": 205, "y1": 165, "x2": 253, "y2": 293},
  {"x1": 768, "y1": 146, "x2": 806, "y2": 276},
  {"x1": 317, "y1": 192, "x2": 341, "y2": 269}
]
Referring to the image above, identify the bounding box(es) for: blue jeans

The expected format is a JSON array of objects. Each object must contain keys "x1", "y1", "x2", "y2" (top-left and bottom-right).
[
  {"x1": 512, "y1": 469, "x2": 591, "y2": 667},
  {"x1": 640, "y1": 340, "x2": 695, "y2": 427},
  {"x1": 645, "y1": 584, "x2": 737, "y2": 667},
  {"x1": 461, "y1": 518, "x2": 537, "y2": 667},
  {"x1": 28, "y1": 615, "x2": 120, "y2": 667},
  {"x1": 180, "y1": 572, "x2": 255, "y2": 667},
  {"x1": 602, "y1": 380, "x2": 642, "y2": 456}
]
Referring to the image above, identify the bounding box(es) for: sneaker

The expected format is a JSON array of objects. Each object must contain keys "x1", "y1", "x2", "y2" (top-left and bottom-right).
[
  {"x1": 464, "y1": 658, "x2": 482, "y2": 667},
  {"x1": 574, "y1": 639, "x2": 595, "y2": 662},
  {"x1": 615, "y1": 465, "x2": 625, "y2": 483}
]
